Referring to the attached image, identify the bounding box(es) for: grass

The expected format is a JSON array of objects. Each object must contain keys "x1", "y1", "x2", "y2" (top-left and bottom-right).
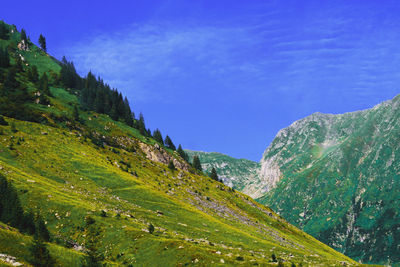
[{"x1": 0, "y1": 114, "x2": 363, "y2": 266}]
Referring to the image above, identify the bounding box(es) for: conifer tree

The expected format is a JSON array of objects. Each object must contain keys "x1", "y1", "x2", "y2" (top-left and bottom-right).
[
  {"x1": 0, "y1": 174, "x2": 35, "y2": 234},
  {"x1": 21, "y1": 211, "x2": 36, "y2": 235},
  {"x1": 28, "y1": 65, "x2": 39, "y2": 84},
  {"x1": 168, "y1": 160, "x2": 176, "y2": 171},
  {"x1": 110, "y1": 102, "x2": 118, "y2": 121},
  {"x1": 0, "y1": 21, "x2": 9, "y2": 40},
  {"x1": 82, "y1": 217, "x2": 104, "y2": 267},
  {"x1": 0, "y1": 47, "x2": 10, "y2": 67},
  {"x1": 14, "y1": 56, "x2": 24, "y2": 73},
  {"x1": 0, "y1": 115, "x2": 8, "y2": 126},
  {"x1": 94, "y1": 88, "x2": 105, "y2": 114},
  {"x1": 3, "y1": 67, "x2": 19, "y2": 89},
  {"x1": 210, "y1": 167, "x2": 219, "y2": 181},
  {"x1": 20, "y1": 29, "x2": 27, "y2": 43},
  {"x1": 137, "y1": 113, "x2": 147, "y2": 136},
  {"x1": 123, "y1": 97, "x2": 133, "y2": 126},
  {"x1": 177, "y1": 145, "x2": 189, "y2": 162},
  {"x1": 153, "y1": 129, "x2": 164, "y2": 145},
  {"x1": 60, "y1": 56, "x2": 81, "y2": 89},
  {"x1": 29, "y1": 231, "x2": 55, "y2": 267},
  {"x1": 35, "y1": 215, "x2": 51, "y2": 242},
  {"x1": 39, "y1": 73, "x2": 51, "y2": 96},
  {"x1": 73, "y1": 105, "x2": 80, "y2": 122},
  {"x1": 39, "y1": 34, "x2": 46, "y2": 52},
  {"x1": 0, "y1": 174, "x2": 24, "y2": 229},
  {"x1": 164, "y1": 135, "x2": 176, "y2": 150},
  {"x1": 192, "y1": 156, "x2": 202, "y2": 172}
]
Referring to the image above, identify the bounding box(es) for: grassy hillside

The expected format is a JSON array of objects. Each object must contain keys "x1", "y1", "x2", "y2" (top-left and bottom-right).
[{"x1": 0, "y1": 21, "x2": 363, "y2": 266}]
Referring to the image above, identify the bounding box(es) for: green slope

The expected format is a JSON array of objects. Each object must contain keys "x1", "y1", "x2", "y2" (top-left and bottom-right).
[
  {"x1": 0, "y1": 21, "x2": 362, "y2": 266},
  {"x1": 185, "y1": 150, "x2": 261, "y2": 193},
  {"x1": 256, "y1": 96, "x2": 400, "y2": 265}
]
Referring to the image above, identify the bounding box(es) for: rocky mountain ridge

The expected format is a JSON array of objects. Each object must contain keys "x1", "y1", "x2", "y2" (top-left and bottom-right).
[{"x1": 255, "y1": 95, "x2": 400, "y2": 264}]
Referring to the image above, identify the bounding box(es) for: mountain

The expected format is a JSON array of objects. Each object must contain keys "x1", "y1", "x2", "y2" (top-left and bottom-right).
[
  {"x1": 0, "y1": 21, "x2": 361, "y2": 266},
  {"x1": 184, "y1": 150, "x2": 262, "y2": 193},
  {"x1": 255, "y1": 96, "x2": 400, "y2": 265}
]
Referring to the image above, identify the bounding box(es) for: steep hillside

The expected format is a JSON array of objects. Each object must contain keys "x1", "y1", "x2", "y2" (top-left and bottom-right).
[
  {"x1": 0, "y1": 21, "x2": 361, "y2": 266},
  {"x1": 256, "y1": 96, "x2": 400, "y2": 265},
  {"x1": 185, "y1": 150, "x2": 261, "y2": 192}
]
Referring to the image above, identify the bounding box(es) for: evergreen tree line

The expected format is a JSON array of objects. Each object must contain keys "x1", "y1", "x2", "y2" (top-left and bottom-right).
[
  {"x1": 0, "y1": 26, "x2": 53, "y2": 121},
  {"x1": 0, "y1": 52, "x2": 34, "y2": 120},
  {"x1": 0, "y1": 47, "x2": 10, "y2": 67},
  {"x1": 56, "y1": 56, "x2": 193, "y2": 165},
  {"x1": 2, "y1": 22, "x2": 193, "y2": 167},
  {"x1": 0, "y1": 174, "x2": 50, "y2": 240},
  {"x1": 0, "y1": 174, "x2": 55, "y2": 266},
  {"x1": 0, "y1": 21, "x2": 9, "y2": 40}
]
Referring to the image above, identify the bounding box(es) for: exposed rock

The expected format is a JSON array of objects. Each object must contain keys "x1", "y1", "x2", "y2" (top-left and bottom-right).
[
  {"x1": 17, "y1": 40, "x2": 29, "y2": 51},
  {"x1": 139, "y1": 142, "x2": 190, "y2": 171}
]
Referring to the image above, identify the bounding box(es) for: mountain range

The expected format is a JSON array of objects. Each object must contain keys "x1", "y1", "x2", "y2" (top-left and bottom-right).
[{"x1": 192, "y1": 96, "x2": 400, "y2": 265}]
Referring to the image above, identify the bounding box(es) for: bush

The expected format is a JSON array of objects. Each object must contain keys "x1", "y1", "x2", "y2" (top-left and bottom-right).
[
  {"x1": 100, "y1": 210, "x2": 107, "y2": 217},
  {"x1": 0, "y1": 115, "x2": 8, "y2": 125},
  {"x1": 148, "y1": 223, "x2": 155, "y2": 234},
  {"x1": 10, "y1": 122, "x2": 17, "y2": 133}
]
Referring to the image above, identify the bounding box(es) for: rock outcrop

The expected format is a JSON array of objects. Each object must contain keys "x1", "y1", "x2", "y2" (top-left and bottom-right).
[{"x1": 140, "y1": 143, "x2": 190, "y2": 171}]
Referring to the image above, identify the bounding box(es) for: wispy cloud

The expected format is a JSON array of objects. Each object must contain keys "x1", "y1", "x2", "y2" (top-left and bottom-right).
[
  {"x1": 61, "y1": 23, "x2": 265, "y2": 103},
  {"x1": 60, "y1": 2, "x2": 400, "y2": 113}
]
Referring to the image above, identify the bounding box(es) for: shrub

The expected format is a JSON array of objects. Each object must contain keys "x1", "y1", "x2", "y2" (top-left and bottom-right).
[
  {"x1": 148, "y1": 223, "x2": 155, "y2": 234},
  {"x1": 0, "y1": 115, "x2": 8, "y2": 125}
]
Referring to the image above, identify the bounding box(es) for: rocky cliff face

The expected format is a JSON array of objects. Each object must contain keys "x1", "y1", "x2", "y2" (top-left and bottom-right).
[{"x1": 256, "y1": 95, "x2": 400, "y2": 265}]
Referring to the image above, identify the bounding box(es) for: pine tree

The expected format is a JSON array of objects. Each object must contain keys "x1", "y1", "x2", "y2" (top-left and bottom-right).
[
  {"x1": 0, "y1": 47, "x2": 10, "y2": 67},
  {"x1": 177, "y1": 145, "x2": 189, "y2": 162},
  {"x1": 164, "y1": 135, "x2": 176, "y2": 150},
  {"x1": 82, "y1": 217, "x2": 104, "y2": 267},
  {"x1": 73, "y1": 105, "x2": 80, "y2": 122},
  {"x1": 0, "y1": 115, "x2": 8, "y2": 126},
  {"x1": 116, "y1": 92, "x2": 125, "y2": 120},
  {"x1": 123, "y1": 97, "x2": 133, "y2": 126},
  {"x1": 29, "y1": 231, "x2": 55, "y2": 267},
  {"x1": 20, "y1": 29, "x2": 27, "y2": 43},
  {"x1": 2, "y1": 67, "x2": 19, "y2": 89},
  {"x1": 14, "y1": 56, "x2": 24, "y2": 73},
  {"x1": 94, "y1": 88, "x2": 105, "y2": 114},
  {"x1": 153, "y1": 129, "x2": 164, "y2": 145},
  {"x1": 0, "y1": 21, "x2": 9, "y2": 40},
  {"x1": 210, "y1": 167, "x2": 219, "y2": 181},
  {"x1": 0, "y1": 174, "x2": 24, "y2": 229},
  {"x1": 137, "y1": 113, "x2": 147, "y2": 136},
  {"x1": 168, "y1": 160, "x2": 176, "y2": 171},
  {"x1": 38, "y1": 34, "x2": 46, "y2": 52},
  {"x1": 38, "y1": 73, "x2": 51, "y2": 96},
  {"x1": 60, "y1": 56, "x2": 81, "y2": 89},
  {"x1": 35, "y1": 215, "x2": 51, "y2": 242},
  {"x1": 28, "y1": 65, "x2": 39, "y2": 84},
  {"x1": 110, "y1": 102, "x2": 118, "y2": 121},
  {"x1": 192, "y1": 156, "x2": 202, "y2": 172},
  {"x1": 21, "y1": 211, "x2": 36, "y2": 235}
]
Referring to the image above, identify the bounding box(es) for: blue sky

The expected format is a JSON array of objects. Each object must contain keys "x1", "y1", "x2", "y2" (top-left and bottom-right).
[{"x1": 2, "y1": 0, "x2": 400, "y2": 161}]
